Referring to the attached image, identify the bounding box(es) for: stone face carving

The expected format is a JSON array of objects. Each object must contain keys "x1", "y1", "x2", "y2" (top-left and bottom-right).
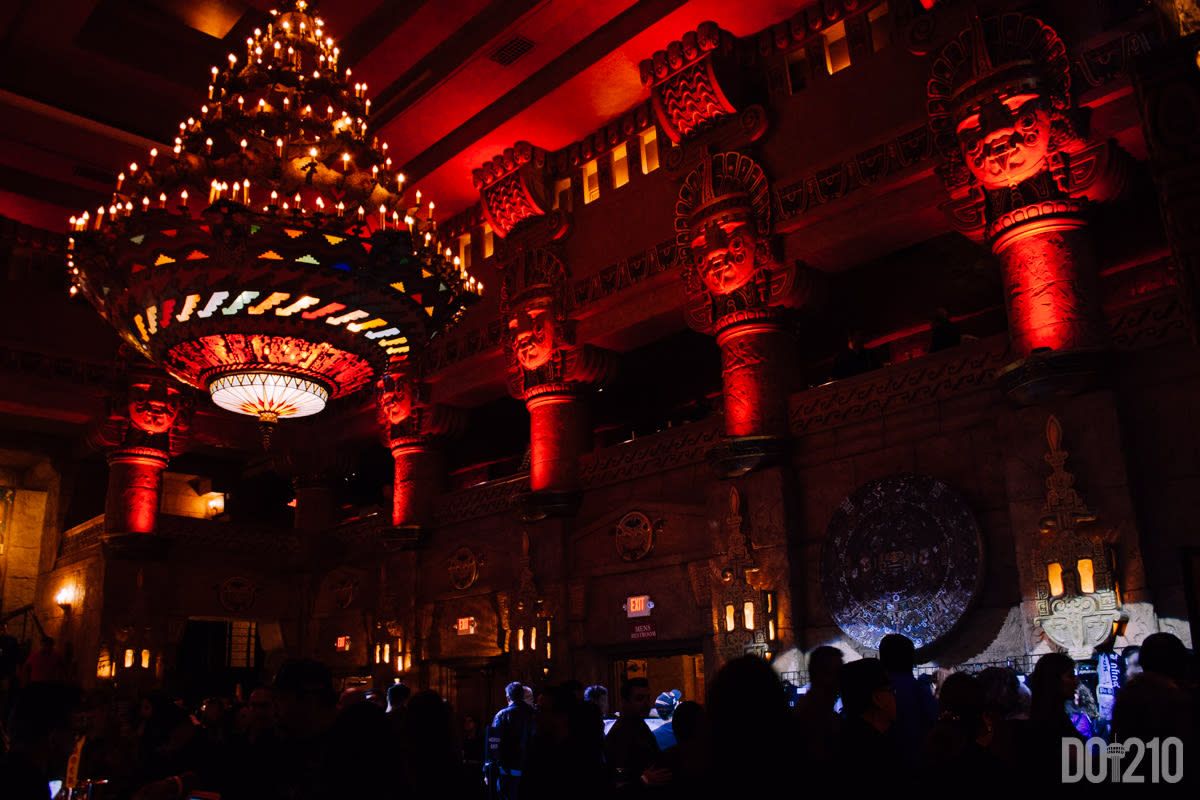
[
  {"x1": 1032, "y1": 416, "x2": 1122, "y2": 658},
  {"x1": 614, "y1": 511, "x2": 661, "y2": 562},
  {"x1": 218, "y1": 576, "x2": 258, "y2": 614},
  {"x1": 448, "y1": 546, "x2": 482, "y2": 591},
  {"x1": 675, "y1": 152, "x2": 790, "y2": 332},
  {"x1": 821, "y1": 474, "x2": 984, "y2": 651},
  {"x1": 508, "y1": 294, "x2": 560, "y2": 372}
]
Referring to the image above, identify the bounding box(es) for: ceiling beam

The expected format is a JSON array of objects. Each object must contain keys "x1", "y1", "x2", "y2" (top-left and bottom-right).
[
  {"x1": 399, "y1": 0, "x2": 685, "y2": 185},
  {"x1": 369, "y1": 0, "x2": 544, "y2": 128},
  {"x1": 341, "y1": 0, "x2": 433, "y2": 67}
]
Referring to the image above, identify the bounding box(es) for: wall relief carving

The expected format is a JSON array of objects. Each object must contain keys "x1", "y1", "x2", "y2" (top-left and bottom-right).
[{"x1": 820, "y1": 474, "x2": 984, "y2": 651}]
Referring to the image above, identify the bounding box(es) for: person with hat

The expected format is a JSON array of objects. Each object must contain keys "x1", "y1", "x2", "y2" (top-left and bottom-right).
[{"x1": 651, "y1": 689, "x2": 683, "y2": 750}]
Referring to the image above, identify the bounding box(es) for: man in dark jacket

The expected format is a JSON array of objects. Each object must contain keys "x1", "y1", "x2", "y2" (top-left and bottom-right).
[{"x1": 489, "y1": 682, "x2": 535, "y2": 800}]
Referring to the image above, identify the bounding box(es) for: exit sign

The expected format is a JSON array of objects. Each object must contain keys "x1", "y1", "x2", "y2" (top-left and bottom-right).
[
  {"x1": 456, "y1": 616, "x2": 477, "y2": 635},
  {"x1": 625, "y1": 594, "x2": 654, "y2": 618}
]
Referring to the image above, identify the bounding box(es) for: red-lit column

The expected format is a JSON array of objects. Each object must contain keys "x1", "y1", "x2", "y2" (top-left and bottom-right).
[
  {"x1": 715, "y1": 313, "x2": 795, "y2": 440},
  {"x1": 525, "y1": 387, "x2": 590, "y2": 494},
  {"x1": 991, "y1": 206, "x2": 1108, "y2": 358},
  {"x1": 104, "y1": 447, "x2": 169, "y2": 535},
  {"x1": 94, "y1": 368, "x2": 190, "y2": 537},
  {"x1": 377, "y1": 371, "x2": 461, "y2": 531},
  {"x1": 390, "y1": 440, "x2": 443, "y2": 529}
]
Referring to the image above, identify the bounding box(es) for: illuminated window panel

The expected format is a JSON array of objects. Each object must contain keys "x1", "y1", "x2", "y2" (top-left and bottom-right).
[
  {"x1": 222, "y1": 290, "x2": 261, "y2": 315},
  {"x1": 248, "y1": 292, "x2": 290, "y2": 314},
  {"x1": 530, "y1": 625, "x2": 537, "y2": 650},
  {"x1": 517, "y1": 628, "x2": 525, "y2": 651},
  {"x1": 158, "y1": 299, "x2": 175, "y2": 329},
  {"x1": 457, "y1": 233, "x2": 471, "y2": 271},
  {"x1": 724, "y1": 603, "x2": 736, "y2": 632},
  {"x1": 146, "y1": 305, "x2": 159, "y2": 334},
  {"x1": 134, "y1": 313, "x2": 150, "y2": 341},
  {"x1": 611, "y1": 143, "x2": 629, "y2": 188},
  {"x1": 276, "y1": 296, "x2": 321, "y2": 316},
  {"x1": 140, "y1": 649, "x2": 151, "y2": 669},
  {"x1": 553, "y1": 178, "x2": 572, "y2": 211},
  {"x1": 197, "y1": 291, "x2": 231, "y2": 318},
  {"x1": 483, "y1": 224, "x2": 494, "y2": 258},
  {"x1": 639, "y1": 128, "x2": 659, "y2": 174},
  {"x1": 386, "y1": 346, "x2": 411, "y2": 355},
  {"x1": 582, "y1": 159, "x2": 600, "y2": 204},
  {"x1": 823, "y1": 21, "x2": 851, "y2": 74},
  {"x1": 379, "y1": 336, "x2": 408, "y2": 347},
  {"x1": 124, "y1": 649, "x2": 135, "y2": 668},
  {"x1": 787, "y1": 47, "x2": 809, "y2": 93},
  {"x1": 176, "y1": 294, "x2": 201, "y2": 322},
  {"x1": 1048, "y1": 562, "x2": 1065, "y2": 597},
  {"x1": 743, "y1": 601, "x2": 755, "y2": 631},
  {"x1": 869, "y1": 2, "x2": 890, "y2": 52},
  {"x1": 374, "y1": 644, "x2": 381, "y2": 664},
  {"x1": 1077, "y1": 559, "x2": 1096, "y2": 594},
  {"x1": 383, "y1": 643, "x2": 390, "y2": 663}
]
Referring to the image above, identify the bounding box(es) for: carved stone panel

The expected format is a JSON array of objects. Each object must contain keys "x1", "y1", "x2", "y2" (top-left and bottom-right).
[{"x1": 820, "y1": 475, "x2": 984, "y2": 650}]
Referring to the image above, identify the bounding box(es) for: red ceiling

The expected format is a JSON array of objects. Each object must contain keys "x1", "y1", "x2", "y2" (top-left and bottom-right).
[{"x1": 0, "y1": 0, "x2": 813, "y2": 229}]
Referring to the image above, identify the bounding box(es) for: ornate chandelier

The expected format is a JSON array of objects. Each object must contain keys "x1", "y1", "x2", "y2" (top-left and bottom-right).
[{"x1": 67, "y1": 0, "x2": 480, "y2": 435}]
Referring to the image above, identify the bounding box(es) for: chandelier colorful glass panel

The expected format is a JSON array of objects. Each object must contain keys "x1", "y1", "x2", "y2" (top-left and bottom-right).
[{"x1": 66, "y1": 0, "x2": 480, "y2": 425}]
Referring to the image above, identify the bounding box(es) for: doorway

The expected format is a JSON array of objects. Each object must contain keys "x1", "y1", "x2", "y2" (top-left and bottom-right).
[
  {"x1": 175, "y1": 618, "x2": 264, "y2": 703},
  {"x1": 608, "y1": 651, "x2": 705, "y2": 707}
]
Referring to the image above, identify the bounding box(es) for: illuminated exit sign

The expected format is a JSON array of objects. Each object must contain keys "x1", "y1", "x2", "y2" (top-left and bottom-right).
[
  {"x1": 456, "y1": 616, "x2": 477, "y2": 635},
  {"x1": 624, "y1": 595, "x2": 654, "y2": 618}
]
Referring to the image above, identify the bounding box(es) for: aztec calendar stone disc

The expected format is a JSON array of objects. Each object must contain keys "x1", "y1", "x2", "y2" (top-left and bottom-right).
[{"x1": 820, "y1": 474, "x2": 984, "y2": 651}]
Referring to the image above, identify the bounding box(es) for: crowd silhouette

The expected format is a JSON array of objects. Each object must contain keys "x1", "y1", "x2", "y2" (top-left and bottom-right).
[{"x1": 1, "y1": 632, "x2": 1197, "y2": 797}]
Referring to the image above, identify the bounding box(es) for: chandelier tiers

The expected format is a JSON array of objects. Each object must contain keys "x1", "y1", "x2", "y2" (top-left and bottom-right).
[{"x1": 66, "y1": 0, "x2": 481, "y2": 432}]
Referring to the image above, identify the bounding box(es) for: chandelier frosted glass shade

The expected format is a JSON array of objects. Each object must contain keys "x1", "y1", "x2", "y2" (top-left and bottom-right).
[{"x1": 209, "y1": 370, "x2": 329, "y2": 421}]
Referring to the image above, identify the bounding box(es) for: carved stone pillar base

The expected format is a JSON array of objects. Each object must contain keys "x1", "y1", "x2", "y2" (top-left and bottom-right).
[
  {"x1": 996, "y1": 348, "x2": 1108, "y2": 406},
  {"x1": 514, "y1": 489, "x2": 582, "y2": 521},
  {"x1": 706, "y1": 435, "x2": 790, "y2": 479}
]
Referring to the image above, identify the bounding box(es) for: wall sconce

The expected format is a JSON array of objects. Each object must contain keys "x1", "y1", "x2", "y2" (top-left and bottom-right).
[
  {"x1": 55, "y1": 584, "x2": 76, "y2": 611},
  {"x1": 205, "y1": 492, "x2": 226, "y2": 518}
]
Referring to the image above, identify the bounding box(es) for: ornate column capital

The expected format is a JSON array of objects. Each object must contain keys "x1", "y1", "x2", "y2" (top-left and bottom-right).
[
  {"x1": 639, "y1": 21, "x2": 766, "y2": 157},
  {"x1": 927, "y1": 13, "x2": 1127, "y2": 400},
  {"x1": 927, "y1": 12, "x2": 1130, "y2": 242},
  {"x1": 676, "y1": 151, "x2": 822, "y2": 335},
  {"x1": 89, "y1": 360, "x2": 194, "y2": 459},
  {"x1": 474, "y1": 141, "x2": 557, "y2": 239},
  {"x1": 376, "y1": 369, "x2": 466, "y2": 449}
]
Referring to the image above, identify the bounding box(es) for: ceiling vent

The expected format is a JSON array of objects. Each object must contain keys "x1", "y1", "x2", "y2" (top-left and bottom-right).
[{"x1": 489, "y1": 35, "x2": 534, "y2": 66}]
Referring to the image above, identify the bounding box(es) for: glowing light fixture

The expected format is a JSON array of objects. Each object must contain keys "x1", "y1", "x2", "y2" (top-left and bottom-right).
[
  {"x1": 209, "y1": 370, "x2": 329, "y2": 421},
  {"x1": 66, "y1": 0, "x2": 480, "y2": 443}
]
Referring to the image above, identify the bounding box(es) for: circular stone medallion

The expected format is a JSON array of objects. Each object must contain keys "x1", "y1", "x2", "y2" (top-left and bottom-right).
[{"x1": 820, "y1": 475, "x2": 983, "y2": 651}]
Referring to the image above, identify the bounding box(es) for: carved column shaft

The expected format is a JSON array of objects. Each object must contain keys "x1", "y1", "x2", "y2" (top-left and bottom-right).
[
  {"x1": 716, "y1": 319, "x2": 795, "y2": 439},
  {"x1": 526, "y1": 389, "x2": 589, "y2": 494},
  {"x1": 992, "y1": 212, "x2": 1109, "y2": 357},
  {"x1": 104, "y1": 449, "x2": 169, "y2": 535},
  {"x1": 391, "y1": 442, "x2": 443, "y2": 529}
]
